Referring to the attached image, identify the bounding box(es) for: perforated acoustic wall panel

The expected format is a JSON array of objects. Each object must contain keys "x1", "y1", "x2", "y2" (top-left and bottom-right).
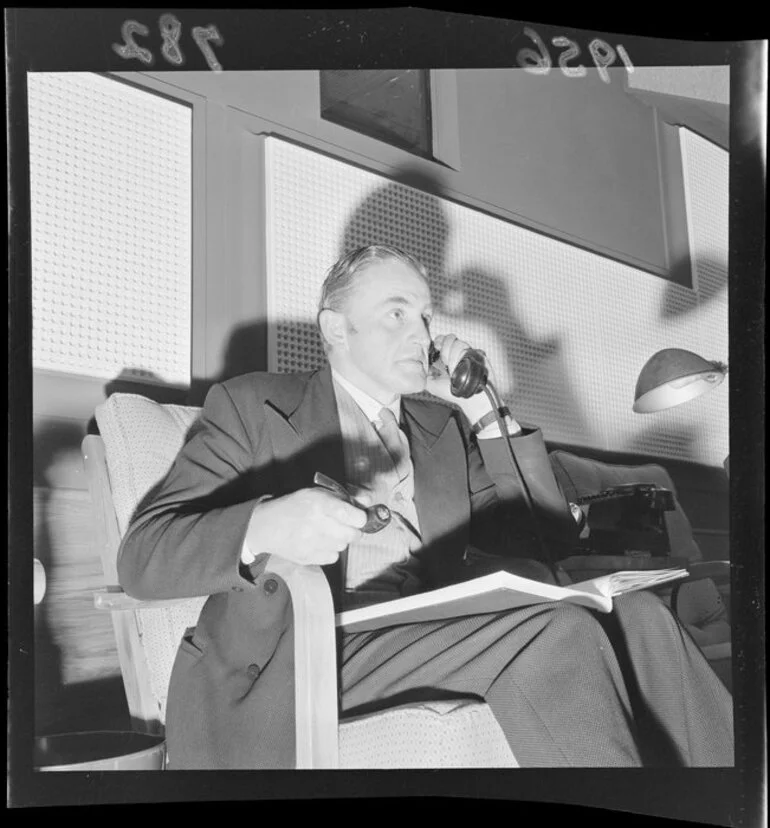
[
  {"x1": 674, "y1": 127, "x2": 729, "y2": 464},
  {"x1": 265, "y1": 135, "x2": 728, "y2": 466},
  {"x1": 28, "y1": 73, "x2": 192, "y2": 386}
]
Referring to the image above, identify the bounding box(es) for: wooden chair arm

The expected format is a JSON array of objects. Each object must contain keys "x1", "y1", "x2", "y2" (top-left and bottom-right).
[
  {"x1": 680, "y1": 560, "x2": 731, "y2": 584},
  {"x1": 670, "y1": 561, "x2": 730, "y2": 618},
  {"x1": 263, "y1": 555, "x2": 340, "y2": 770},
  {"x1": 671, "y1": 560, "x2": 731, "y2": 617},
  {"x1": 701, "y1": 641, "x2": 731, "y2": 661},
  {"x1": 93, "y1": 559, "x2": 341, "y2": 767}
]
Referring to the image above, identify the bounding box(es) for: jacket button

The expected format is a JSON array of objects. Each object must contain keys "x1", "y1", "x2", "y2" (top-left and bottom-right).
[
  {"x1": 264, "y1": 578, "x2": 279, "y2": 595},
  {"x1": 247, "y1": 663, "x2": 261, "y2": 678}
]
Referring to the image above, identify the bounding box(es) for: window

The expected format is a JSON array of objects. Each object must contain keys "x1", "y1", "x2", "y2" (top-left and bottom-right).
[
  {"x1": 320, "y1": 70, "x2": 433, "y2": 160},
  {"x1": 28, "y1": 73, "x2": 192, "y2": 387}
]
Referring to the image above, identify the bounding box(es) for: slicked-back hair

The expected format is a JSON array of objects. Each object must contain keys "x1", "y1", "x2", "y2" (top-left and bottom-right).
[{"x1": 317, "y1": 245, "x2": 429, "y2": 352}]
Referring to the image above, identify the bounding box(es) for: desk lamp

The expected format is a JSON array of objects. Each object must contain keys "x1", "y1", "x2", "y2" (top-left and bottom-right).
[
  {"x1": 633, "y1": 347, "x2": 729, "y2": 476},
  {"x1": 633, "y1": 348, "x2": 728, "y2": 414}
]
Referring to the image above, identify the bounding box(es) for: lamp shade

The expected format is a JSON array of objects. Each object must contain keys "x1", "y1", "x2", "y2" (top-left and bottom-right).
[{"x1": 633, "y1": 348, "x2": 727, "y2": 413}]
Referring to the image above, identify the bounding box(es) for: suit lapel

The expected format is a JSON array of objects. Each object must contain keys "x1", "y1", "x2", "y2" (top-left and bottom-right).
[
  {"x1": 262, "y1": 365, "x2": 346, "y2": 488},
  {"x1": 402, "y1": 396, "x2": 460, "y2": 551},
  {"x1": 401, "y1": 395, "x2": 454, "y2": 452},
  {"x1": 262, "y1": 365, "x2": 346, "y2": 602}
]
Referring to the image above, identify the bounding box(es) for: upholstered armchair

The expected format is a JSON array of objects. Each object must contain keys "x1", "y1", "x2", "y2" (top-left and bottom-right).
[
  {"x1": 83, "y1": 392, "x2": 732, "y2": 769},
  {"x1": 83, "y1": 392, "x2": 518, "y2": 769}
]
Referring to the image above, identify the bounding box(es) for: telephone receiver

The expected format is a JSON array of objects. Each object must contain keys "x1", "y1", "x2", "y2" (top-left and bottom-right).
[{"x1": 428, "y1": 341, "x2": 489, "y2": 399}]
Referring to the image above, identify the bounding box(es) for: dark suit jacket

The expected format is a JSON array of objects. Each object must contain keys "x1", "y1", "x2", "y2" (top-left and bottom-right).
[{"x1": 117, "y1": 365, "x2": 578, "y2": 768}]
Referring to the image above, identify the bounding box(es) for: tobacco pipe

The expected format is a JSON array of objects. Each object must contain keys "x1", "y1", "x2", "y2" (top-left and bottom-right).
[{"x1": 313, "y1": 472, "x2": 391, "y2": 533}]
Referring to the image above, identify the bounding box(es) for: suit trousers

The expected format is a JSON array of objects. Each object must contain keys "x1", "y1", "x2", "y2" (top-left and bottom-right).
[{"x1": 340, "y1": 590, "x2": 734, "y2": 767}]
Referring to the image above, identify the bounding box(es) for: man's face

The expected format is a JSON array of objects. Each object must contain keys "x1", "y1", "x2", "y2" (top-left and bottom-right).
[{"x1": 329, "y1": 258, "x2": 434, "y2": 403}]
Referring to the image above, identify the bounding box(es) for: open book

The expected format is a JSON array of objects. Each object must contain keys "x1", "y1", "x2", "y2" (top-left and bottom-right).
[{"x1": 336, "y1": 568, "x2": 689, "y2": 633}]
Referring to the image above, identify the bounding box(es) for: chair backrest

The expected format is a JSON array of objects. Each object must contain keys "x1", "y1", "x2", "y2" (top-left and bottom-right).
[{"x1": 84, "y1": 393, "x2": 207, "y2": 732}]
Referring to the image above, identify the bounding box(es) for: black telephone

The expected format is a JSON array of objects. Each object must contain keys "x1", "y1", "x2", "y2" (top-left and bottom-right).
[
  {"x1": 575, "y1": 483, "x2": 675, "y2": 556},
  {"x1": 428, "y1": 341, "x2": 489, "y2": 398}
]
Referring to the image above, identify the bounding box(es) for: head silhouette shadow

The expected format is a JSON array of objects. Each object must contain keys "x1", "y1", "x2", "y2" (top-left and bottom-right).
[
  {"x1": 335, "y1": 170, "x2": 587, "y2": 436},
  {"x1": 451, "y1": 265, "x2": 589, "y2": 437},
  {"x1": 339, "y1": 168, "x2": 452, "y2": 311}
]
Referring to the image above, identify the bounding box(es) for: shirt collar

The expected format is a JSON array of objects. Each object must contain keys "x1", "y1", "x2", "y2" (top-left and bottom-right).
[{"x1": 331, "y1": 368, "x2": 401, "y2": 424}]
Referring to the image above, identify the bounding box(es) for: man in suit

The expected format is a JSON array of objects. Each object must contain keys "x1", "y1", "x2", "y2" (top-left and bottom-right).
[{"x1": 118, "y1": 245, "x2": 733, "y2": 769}]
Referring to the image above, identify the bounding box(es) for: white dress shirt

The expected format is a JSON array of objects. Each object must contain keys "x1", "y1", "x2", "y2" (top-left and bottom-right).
[{"x1": 331, "y1": 369, "x2": 401, "y2": 426}]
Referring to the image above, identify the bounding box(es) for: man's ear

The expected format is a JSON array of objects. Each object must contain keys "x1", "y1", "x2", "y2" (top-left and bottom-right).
[{"x1": 318, "y1": 308, "x2": 348, "y2": 351}]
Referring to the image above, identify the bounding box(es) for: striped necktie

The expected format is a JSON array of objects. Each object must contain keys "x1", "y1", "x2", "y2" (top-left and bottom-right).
[{"x1": 376, "y1": 407, "x2": 410, "y2": 482}]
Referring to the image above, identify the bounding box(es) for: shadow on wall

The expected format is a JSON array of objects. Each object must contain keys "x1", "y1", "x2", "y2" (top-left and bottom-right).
[
  {"x1": 218, "y1": 321, "x2": 270, "y2": 381},
  {"x1": 85, "y1": 369, "x2": 193, "y2": 432},
  {"x1": 650, "y1": 252, "x2": 729, "y2": 462},
  {"x1": 626, "y1": 421, "x2": 700, "y2": 462},
  {"x1": 341, "y1": 168, "x2": 453, "y2": 305},
  {"x1": 196, "y1": 319, "x2": 323, "y2": 405},
  {"x1": 98, "y1": 170, "x2": 728, "y2": 447},
  {"x1": 660, "y1": 254, "x2": 728, "y2": 319},
  {"x1": 338, "y1": 168, "x2": 591, "y2": 439},
  {"x1": 97, "y1": 166, "x2": 656, "y2": 448},
  {"x1": 104, "y1": 370, "x2": 189, "y2": 403},
  {"x1": 197, "y1": 190, "x2": 727, "y2": 455},
  {"x1": 451, "y1": 266, "x2": 587, "y2": 436}
]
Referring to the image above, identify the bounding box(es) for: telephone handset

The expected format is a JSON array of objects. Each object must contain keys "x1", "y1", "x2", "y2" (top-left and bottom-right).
[{"x1": 428, "y1": 341, "x2": 489, "y2": 399}]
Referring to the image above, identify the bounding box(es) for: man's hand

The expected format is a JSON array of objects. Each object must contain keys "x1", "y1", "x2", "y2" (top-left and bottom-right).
[
  {"x1": 246, "y1": 488, "x2": 369, "y2": 566},
  {"x1": 427, "y1": 333, "x2": 521, "y2": 437},
  {"x1": 426, "y1": 333, "x2": 500, "y2": 424}
]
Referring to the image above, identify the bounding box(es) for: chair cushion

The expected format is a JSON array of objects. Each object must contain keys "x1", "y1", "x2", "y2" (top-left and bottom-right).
[
  {"x1": 548, "y1": 450, "x2": 702, "y2": 562},
  {"x1": 339, "y1": 700, "x2": 518, "y2": 768}
]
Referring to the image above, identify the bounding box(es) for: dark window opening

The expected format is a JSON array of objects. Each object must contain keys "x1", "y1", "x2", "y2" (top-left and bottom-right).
[{"x1": 320, "y1": 70, "x2": 433, "y2": 160}]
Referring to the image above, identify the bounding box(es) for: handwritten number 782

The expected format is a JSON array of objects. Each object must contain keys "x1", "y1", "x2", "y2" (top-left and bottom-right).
[{"x1": 113, "y1": 16, "x2": 224, "y2": 72}]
